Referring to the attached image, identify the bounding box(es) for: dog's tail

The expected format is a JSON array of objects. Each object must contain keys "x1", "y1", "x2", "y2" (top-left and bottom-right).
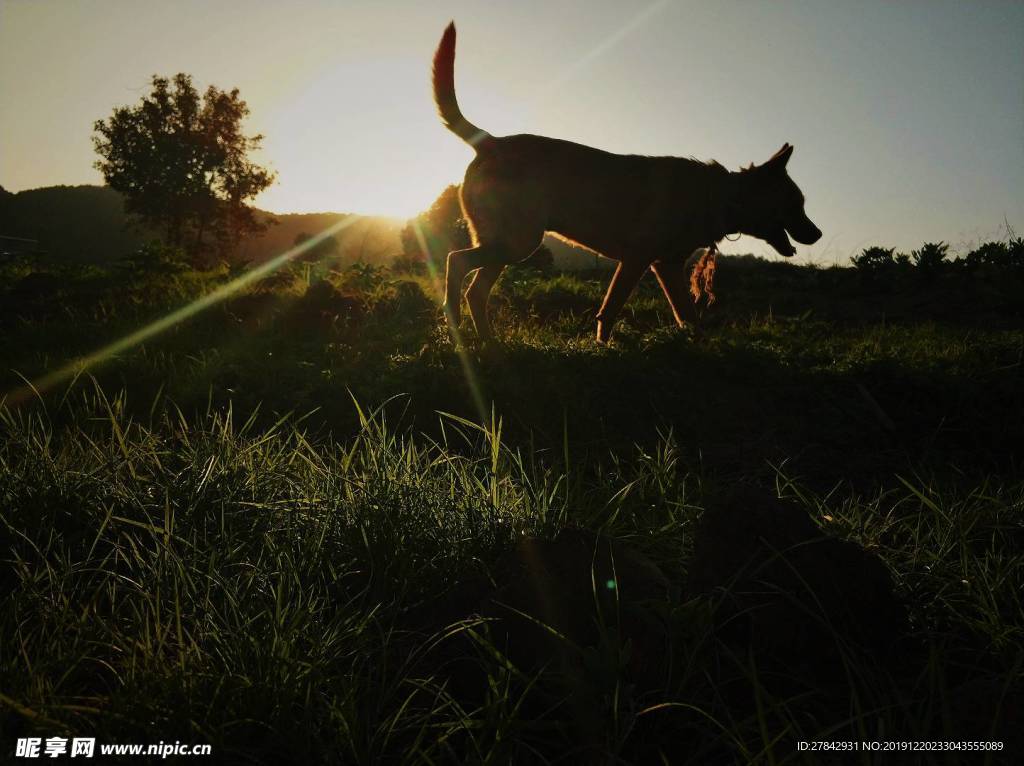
[
  {"x1": 433, "y1": 22, "x2": 491, "y2": 149},
  {"x1": 689, "y1": 246, "x2": 718, "y2": 306}
]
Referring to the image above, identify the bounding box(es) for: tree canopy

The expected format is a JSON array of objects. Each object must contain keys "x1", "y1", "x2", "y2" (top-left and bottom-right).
[
  {"x1": 400, "y1": 185, "x2": 470, "y2": 268},
  {"x1": 93, "y1": 73, "x2": 275, "y2": 263}
]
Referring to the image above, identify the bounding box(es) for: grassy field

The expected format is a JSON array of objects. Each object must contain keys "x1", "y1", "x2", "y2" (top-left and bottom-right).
[{"x1": 1, "y1": 251, "x2": 1023, "y2": 763}]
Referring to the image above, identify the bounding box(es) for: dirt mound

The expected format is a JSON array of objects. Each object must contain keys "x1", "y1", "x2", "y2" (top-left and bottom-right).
[
  {"x1": 687, "y1": 485, "x2": 910, "y2": 680},
  {"x1": 482, "y1": 529, "x2": 671, "y2": 679}
]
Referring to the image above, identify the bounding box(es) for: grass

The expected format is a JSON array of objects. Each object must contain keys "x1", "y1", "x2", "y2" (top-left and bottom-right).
[{"x1": 1, "y1": 253, "x2": 1023, "y2": 762}]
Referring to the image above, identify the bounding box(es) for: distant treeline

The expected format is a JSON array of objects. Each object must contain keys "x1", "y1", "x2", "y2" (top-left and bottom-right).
[
  {"x1": 850, "y1": 241, "x2": 1024, "y2": 276},
  {"x1": 0, "y1": 182, "x2": 603, "y2": 273},
  {"x1": 3, "y1": 183, "x2": 1020, "y2": 278}
]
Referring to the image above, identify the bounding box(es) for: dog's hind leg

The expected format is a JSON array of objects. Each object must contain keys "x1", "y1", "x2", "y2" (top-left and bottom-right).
[
  {"x1": 443, "y1": 245, "x2": 503, "y2": 328},
  {"x1": 651, "y1": 258, "x2": 698, "y2": 329},
  {"x1": 465, "y1": 263, "x2": 505, "y2": 341},
  {"x1": 596, "y1": 260, "x2": 648, "y2": 343}
]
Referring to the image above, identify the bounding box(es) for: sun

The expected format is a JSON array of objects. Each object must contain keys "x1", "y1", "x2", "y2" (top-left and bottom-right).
[
  {"x1": 252, "y1": 54, "x2": 475, "y2": 221},
  {"x1": 257, "y1": 168, "x2": 448, "y2": 221},
  {"x1": 359, "y1": 180, "x2": 444, "y2": 221}
]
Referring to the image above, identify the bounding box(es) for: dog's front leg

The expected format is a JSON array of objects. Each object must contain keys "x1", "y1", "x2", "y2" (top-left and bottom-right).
[
  {"x1": 651, "y1": 258, "x2": 698, "y2": 329},
  {"x1": 596, "y1": 260, "x2": 648, "y2": 343}
]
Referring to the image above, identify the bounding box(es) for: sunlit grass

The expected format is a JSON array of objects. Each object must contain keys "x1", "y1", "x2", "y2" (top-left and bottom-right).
[{"x1": 2, "y1": 255, "x2": 1023, "y2": 762}]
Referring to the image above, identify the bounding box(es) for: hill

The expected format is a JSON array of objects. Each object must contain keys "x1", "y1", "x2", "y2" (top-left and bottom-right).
[
  {"x1": 0, "y1": 184, "x2": 403, "y2": 265},
  {"x1": 0, "y1": 185, "x2": 142, "y2": 261},
  {"x1": 238, "y1": 210, "x2": 402, "y2": 267}
]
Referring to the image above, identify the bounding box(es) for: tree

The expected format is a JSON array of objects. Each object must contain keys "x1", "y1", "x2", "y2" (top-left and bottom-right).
[
  {"x1": 399, "y1": 185, "x2": 470, "y2": 269},
  {"x1": 93, "y1": 73, "x2": 275, "y2": 264}
]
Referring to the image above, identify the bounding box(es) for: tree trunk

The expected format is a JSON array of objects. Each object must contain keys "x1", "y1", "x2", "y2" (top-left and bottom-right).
[{"x1": 192, "y1": 215, "x2": 207, "y2": 267}]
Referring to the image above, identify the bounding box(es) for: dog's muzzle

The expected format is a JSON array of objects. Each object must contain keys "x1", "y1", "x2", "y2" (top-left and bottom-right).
[{"x1": 789, "y1": 215, "x2": 822, "y2": 246}]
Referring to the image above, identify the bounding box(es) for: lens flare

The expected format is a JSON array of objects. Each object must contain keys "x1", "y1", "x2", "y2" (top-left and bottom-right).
[
  {"x1": 409, "y1": 218, "x2": 489, "y2": 425},
  {"x1": 4, "y1": 218, "x2": 359, "y2": 407},
  {"x1": 535, "y1": 0, "x2": 670, "y2": 103}
]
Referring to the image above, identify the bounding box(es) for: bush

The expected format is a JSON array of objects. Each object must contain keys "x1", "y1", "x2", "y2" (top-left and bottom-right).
[
  {"x1": 374, "y1": 279, "x2": 435, "y2": 321},
  {"x1": 337, "y1": 261, "x2": 387, "y2": 294},
  {"x1": 390, "y1": 252, "x2": 427, "y2": 276},
  {"x1": 851, "y1": 246, "x2": 897, "y2": 273},
  {"x1": 963, "y1": 242, "x2": 1006, "y2": 271},
  {"x1": 1009, "y1": 238, "x2": 1024, "y2": 269},
  {"x1": 115, "y1": 242, "x2": 191, "y2": 275},
  {"x1": 911, "y1": 241, "x2": 949, "y2": 278}
]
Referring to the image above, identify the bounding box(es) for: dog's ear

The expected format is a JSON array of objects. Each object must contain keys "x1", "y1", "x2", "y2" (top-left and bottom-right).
[{"x1": 765, "y1": 143, "x2": 793, "y2": 171}]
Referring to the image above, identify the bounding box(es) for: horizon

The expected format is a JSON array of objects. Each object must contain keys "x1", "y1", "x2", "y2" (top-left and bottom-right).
[{"x1": 2, "y1": 1, "x2": 1022, "y2": 263}]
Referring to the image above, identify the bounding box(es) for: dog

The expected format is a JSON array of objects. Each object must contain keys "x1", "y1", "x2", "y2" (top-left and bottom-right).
[{"x1": 433, "y1": 22, "x2": 822, "y2": 343}]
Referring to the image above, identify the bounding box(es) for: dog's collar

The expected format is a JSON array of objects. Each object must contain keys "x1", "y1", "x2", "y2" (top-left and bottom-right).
[
  {"x1": 709, "y1": 199, "x2": 744, "y2": 246},
  {"x1": 708, "y1": 174, "x2": 745, "y2": 246},
  {"x1": 722, "y1": 200, "x2": 744, "y2": 240}
]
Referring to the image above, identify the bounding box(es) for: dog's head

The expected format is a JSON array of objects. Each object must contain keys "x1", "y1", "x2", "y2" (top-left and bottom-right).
[{"x1": 737, "y1": 144, "x2": 822, "y2": 257}]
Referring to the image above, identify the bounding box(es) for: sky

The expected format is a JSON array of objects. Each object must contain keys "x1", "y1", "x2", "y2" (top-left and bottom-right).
[{"x1": 1, "y1": 0, "x2": 1021, "y2": 263}]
